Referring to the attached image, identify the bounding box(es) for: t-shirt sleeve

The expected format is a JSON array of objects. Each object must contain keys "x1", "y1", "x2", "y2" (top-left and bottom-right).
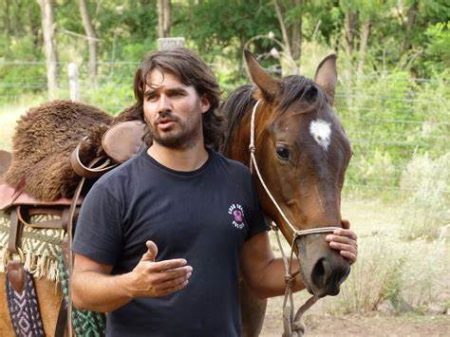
[
  {"x1": 72, "y1": 181, "x2": 124, "y2": 265},
  {"x1": 246, "y1": 179, "x2": 270, "y2": 240}
]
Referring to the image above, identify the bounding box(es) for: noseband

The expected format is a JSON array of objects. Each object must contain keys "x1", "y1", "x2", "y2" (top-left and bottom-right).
[{"x1": 248, "y1": 100, "x2": 339, "y2": 337}]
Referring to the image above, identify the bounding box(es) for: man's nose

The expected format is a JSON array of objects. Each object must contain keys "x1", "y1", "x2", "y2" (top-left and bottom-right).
[{"x1": 158, "y1": 94, "x2": 172, "y2": 113}]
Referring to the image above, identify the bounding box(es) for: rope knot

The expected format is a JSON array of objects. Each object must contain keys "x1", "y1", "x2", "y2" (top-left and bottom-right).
[
  {"x1": 248, "y1": 145, "x2": 256, "y2": 153},
  {"x1": 284, "y1": 274, "x2": 295, "y2": 286},
  {"x1": 292, "y1": 320, "x2": 306, "y2": 336}
]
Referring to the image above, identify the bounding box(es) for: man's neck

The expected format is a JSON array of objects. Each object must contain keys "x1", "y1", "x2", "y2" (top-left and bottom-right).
[{"x1": 147, "y1": 142, "x2": 209, "y2": 172}]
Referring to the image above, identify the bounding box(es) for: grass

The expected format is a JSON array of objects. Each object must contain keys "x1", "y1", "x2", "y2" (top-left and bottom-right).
[{"x1": 0, "y1": 96, "x2": 46, "y2": 150}]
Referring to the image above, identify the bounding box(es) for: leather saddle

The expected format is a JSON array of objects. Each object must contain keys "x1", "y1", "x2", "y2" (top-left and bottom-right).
[
  {"x1": 0, "y1": 117, "x2": 146, "y2": 337},
  {"x1": 70, "y1": 120, "x2": 146, "y2": 178}
]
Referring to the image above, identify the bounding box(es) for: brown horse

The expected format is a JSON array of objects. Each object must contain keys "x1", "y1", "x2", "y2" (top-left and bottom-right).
[{"x1": 222, "y1": 51, "x2": 352, "y2": 336}]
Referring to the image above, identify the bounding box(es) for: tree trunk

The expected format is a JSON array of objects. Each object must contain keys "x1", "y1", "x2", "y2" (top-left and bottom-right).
[
  {"x1": 273, "y1": 0, "x2": 292, "y2": 57},
  {"x1": 37, "y1": 0, "x2": 58, "y2": 99},
  {"x1": 357, "y1": 20, "x2": 371, "y2": 77},
  {"x1": 157, "y1": 0, "x2": 171, "y2": 38},
  {"x1": 343, "y1": 10, "x2": 358, "y2": 56},
  {"x1": 273, "y1": 0, "x2": 298, "y2": 75},
  {"x1": 4, "y1": 0, "x2": 11, "y2": 36},
  {"x1": 402, "y1": 0, "x2": 418, "y2": 54},
  {"x1": 79, "y1": 0, "x2": 97, "y2": 86},
  {"x1": 290, "y1": 0, "x2": 302, "y2": 63}
]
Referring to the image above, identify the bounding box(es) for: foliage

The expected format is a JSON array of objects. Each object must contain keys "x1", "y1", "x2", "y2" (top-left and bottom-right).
[
  {"x1": 423, "y1": 22, "x2": 450, "y2": 74},
  {"x1": 399, "y1": 152, "x2": 450, "y2": 240},
  {"x1": 323, "y1": 234, "x2": 449, "y2": 314}
]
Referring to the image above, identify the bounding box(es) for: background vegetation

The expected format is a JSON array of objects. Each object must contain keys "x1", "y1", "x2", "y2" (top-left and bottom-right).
[{"x1": 0, "y1": 0, "x2": 449, "y2": 317}]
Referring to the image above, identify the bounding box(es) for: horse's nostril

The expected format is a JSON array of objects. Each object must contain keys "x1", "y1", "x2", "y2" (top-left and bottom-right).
[
  {"x1": 311, "y1": 258, "x2": 328, "y2": 289},
  {"x1": 310, "y1": 257, "x2": 350, "y2": 297}
]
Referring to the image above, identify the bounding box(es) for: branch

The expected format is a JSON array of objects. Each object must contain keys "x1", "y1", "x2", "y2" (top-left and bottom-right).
[{"x1": 272, "y1": 0, "x2": 292, "y2": 57}]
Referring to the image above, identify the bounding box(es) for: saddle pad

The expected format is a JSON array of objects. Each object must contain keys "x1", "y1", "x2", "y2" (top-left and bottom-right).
[
  {"x1": 6, "y1": 267, "x2": 45, "y2": 337},
  {"x1": 0, "y1": 213, "x2": 65, "y2": 282},
  {"x1": 0, "y1": 183, "x2": 83, "y2": 210},
  {"x1": 102, "y1": 120, "x2": 146, "y2": 163}
]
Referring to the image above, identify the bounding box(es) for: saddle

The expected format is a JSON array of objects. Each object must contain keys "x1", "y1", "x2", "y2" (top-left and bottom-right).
[{"x1": 1, "y1": 102, "x2": 146, "y2": 337}]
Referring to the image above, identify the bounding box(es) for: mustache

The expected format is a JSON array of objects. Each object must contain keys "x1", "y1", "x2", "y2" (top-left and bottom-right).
[{"x1": 155, "y1": 111, "x2": 180, "y2": 124}]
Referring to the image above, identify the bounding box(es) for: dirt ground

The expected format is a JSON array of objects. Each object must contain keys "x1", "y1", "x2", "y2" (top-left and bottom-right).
[{"x1": 260, "y1": 296, "x2": 450, "y2": 337}]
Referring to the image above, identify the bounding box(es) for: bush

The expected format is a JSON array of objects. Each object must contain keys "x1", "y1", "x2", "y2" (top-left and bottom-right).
[
  {"x1": 323, "y1": 236, "x2": 405, "y2": 314},
  {"x1": 399, "y1": 152, "x2": 450, "y2": 240},
  {"x1": 322, "y1": 235, "x2": 449, "y2": 314}
]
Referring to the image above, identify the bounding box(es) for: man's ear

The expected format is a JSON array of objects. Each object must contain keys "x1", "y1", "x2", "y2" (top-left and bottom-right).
[{"x1": 200, "y1": 96, "x2": 211, "y2": 114}]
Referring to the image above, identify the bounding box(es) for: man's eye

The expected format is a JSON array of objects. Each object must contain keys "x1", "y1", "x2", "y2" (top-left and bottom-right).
[
  {"x1": 146, "y1": 94, "x2": 157, "y2": 101},
  {"x1": 170, "y1": 91, "x2": 185, "y2": 97}
]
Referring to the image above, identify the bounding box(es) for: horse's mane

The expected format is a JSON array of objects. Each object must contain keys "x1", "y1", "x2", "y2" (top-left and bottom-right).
[
  {"x1": 219, "y1": 84, "x2": 255, "y2": 152},
  {"x1": 219, "y1": 75, "x2": 327, "y2": 152}
]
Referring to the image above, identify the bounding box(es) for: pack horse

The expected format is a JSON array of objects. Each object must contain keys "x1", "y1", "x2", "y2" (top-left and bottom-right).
[{"x1": 0, "y1": 50, "x2": 352, "y2": 337}]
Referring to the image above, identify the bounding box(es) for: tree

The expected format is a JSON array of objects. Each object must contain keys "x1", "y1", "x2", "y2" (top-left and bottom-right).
[
  {"x1": 272, "y1": 0, "x2": 302, "y2": 74},
  {"x1": 78, "y1": 0, "x2": 97, "y2": 85},
  {"x1": 37, "y1": 0, "x2": 58, "y2": 99},
  {"x1": 157, "y1": 0, "x2": 171, "y2": 38}
]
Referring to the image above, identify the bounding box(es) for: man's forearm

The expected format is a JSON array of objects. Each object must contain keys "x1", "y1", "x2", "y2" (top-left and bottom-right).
[
  {"x1": 71, "y1": 271, "x2": 132, "y2": 312},
  {"x1": 251, "y1": 257, "x2": 305, "y2": 298}
]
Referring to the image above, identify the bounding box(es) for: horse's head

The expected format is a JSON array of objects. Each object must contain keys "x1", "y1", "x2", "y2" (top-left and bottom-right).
[{"x1": 226, "y1": 51, "x2": 352, "y2": 298}]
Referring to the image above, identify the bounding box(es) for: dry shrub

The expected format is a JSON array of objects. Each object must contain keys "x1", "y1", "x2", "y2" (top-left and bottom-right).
[
  {"x1": 399, "y1": 152, "x2": 450, "y2": 240},
  {"x1": 322, "y1": 235, "x2": 449, "y2": 315},
  {"x1": 322, "y1": 236, "x2": 405, "y2": 314}
]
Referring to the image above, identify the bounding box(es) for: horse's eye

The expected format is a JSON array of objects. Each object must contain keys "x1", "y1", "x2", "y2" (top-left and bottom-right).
[{"x1": 276, "y1": 146, "x2": 290, "y2": 161}]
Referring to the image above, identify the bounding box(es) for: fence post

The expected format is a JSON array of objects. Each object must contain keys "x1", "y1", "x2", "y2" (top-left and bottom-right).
[
  {"x1": 157, "y1": 37, "x2": 185, "y2": 50},
  {"x1": 68, "y1": 63, "x2": 80, "y2": 101}
]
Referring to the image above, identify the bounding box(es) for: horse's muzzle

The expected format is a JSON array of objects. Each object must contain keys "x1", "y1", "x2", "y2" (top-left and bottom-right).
[{"x1": 296, "y1": 239, "x2": 351, "y2": 298}]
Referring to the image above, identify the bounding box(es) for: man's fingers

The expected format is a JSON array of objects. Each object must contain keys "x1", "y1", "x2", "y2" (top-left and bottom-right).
[
  {"x1": 340, "y1": 250, "x2": 357, "y2": 264},
  {"x1": 140, "y1": 241, "x2": 158, "y2": 262},
  {"x1": 154, "y1": 279, "x2": 190, "y2": 297},
  {"x1": 150, "y1": 259, "x2": 188, "y2": 272},
  {"x1": 157, "y1": 273, "x2": 192, "y2": 291},
  {"x1": 329, "y1": 241, "x2": 356, "y2": 253},
  {"x1": 325, "y1": 234, "x2": 356, "y2": 245},
  {"x1": 329, "y1": 241, "x2": 357, "y2": 264},
  {"x1": 330, "y1": 228, "x2": 357, "y2": 241},
  {"x1": 151, "y1": 265, "x2": 193, "y2": 284}
]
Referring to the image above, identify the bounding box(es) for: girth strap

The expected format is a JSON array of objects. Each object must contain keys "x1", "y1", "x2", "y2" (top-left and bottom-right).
[{"x1": 5, "y1": 262, "x2": 45, "y2": 337}]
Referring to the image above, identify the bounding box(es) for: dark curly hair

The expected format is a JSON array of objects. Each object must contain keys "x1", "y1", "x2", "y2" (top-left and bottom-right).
[{"x1": 128, "y1": 47, "x2": 223, "y2": 150}]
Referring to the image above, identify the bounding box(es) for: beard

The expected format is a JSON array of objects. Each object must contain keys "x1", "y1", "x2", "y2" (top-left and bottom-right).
[{"x1": 148, "y1": 112, "x2": 202, "y2": 149}]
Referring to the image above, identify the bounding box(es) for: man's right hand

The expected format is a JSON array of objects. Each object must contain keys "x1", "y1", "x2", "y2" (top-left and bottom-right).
[{"x1": 126, "y1": 240, "x2": 193, "y2": 298}]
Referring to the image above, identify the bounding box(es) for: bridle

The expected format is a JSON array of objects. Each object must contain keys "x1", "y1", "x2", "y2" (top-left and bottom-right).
[{"x1": 248, "y1": 100, "x2": 339, "y2": 337}]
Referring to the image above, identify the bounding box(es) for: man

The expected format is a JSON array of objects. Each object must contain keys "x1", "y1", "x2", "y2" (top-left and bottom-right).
[{"x1": 71, "y1": 48, "x2": 357, "y2": 337}]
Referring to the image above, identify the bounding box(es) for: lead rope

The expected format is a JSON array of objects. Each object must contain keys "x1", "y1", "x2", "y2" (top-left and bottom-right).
[{"x1": 249, "y1": 101, "x2": 337, "y2": 336}]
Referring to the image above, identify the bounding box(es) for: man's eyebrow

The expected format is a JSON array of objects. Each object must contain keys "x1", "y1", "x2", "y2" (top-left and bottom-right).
[
  {"x1": 144, "y1": 89, "x2": 156, "y2": 96},
  {"x1": 167, "y1": 87, "x2": 188, "y2": 93}
]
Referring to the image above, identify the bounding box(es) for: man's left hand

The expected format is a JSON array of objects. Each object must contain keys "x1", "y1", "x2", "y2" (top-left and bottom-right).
[{"x1": 325, "y1": 220, "x2": 358, "y2": 264}]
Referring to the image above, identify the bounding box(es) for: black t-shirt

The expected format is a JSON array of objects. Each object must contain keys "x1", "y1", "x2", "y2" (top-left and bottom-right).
[{"x1": 73, "y1": 148, "x2": 268, "y2": 337}]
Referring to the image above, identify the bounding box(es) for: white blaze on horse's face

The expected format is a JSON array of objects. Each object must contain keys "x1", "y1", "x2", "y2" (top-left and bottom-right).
[{"x1": 309, "y1": 119, "x2": 332, "y2": 150}]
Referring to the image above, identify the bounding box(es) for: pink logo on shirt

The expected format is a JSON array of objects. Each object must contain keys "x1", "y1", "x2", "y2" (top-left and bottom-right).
[{"x1": 228, "y1": 203, "x2": 245, "y2": 229}]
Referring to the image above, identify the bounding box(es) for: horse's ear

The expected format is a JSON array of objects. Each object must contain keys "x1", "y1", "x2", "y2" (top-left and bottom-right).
[
  {"x1": 314, "y1": 54, "x2": 337, "y2": 104},
  {"x1": 244, "y1": 49, "x2": 279, "y2": 101}
]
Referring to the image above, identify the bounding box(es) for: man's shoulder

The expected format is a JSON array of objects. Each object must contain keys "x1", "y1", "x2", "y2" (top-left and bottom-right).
[
  {"x1": 210, "y1": 150, "x2": 251, "y2": 177},
  {"x1": 213, "y1": 151, "x2": 250, "y2": 174}
]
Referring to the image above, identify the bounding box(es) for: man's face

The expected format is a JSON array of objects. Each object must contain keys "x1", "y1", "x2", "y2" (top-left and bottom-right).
[{"x1": 143, "y1": 70, "x2": 210, "y2": 149}]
